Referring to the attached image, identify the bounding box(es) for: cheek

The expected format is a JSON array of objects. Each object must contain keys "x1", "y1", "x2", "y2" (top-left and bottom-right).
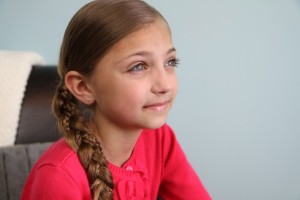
[
  {"x1": 101, "y1": 89, "x2": 145, "y2": 124},
  {"x1": 172, "y1": 75, "x2": 179, "y2": 96},
  {"x1": 118, "y1": 87, "x2": 146, "y2": 108},
  {"x1": 101, "y1": 82, "x2": 147, "y2": 110}
]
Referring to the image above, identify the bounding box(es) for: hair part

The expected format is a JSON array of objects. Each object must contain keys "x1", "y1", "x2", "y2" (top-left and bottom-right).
[{"x1": 52, "y1": 0, "x2": 166, "y2": 199}]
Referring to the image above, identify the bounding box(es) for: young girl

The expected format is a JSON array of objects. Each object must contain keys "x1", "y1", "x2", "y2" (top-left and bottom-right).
[{"x1": 21, "y1": 0, "x2": 211, "y2": 199}]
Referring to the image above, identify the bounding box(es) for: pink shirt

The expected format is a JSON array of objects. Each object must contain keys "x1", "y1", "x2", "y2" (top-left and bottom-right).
[{"x1": 21, "y1": 124, "x2": 211, "y2": 200}]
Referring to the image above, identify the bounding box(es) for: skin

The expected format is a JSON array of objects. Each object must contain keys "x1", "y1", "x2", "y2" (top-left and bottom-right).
[{"x1": 65, "y1": 19, "x2": 178, "y2": 166}]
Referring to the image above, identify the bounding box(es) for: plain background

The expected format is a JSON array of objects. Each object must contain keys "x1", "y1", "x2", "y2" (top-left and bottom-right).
[{"x1": 1, "y1": 0, "x2": 300, "y2": 199}]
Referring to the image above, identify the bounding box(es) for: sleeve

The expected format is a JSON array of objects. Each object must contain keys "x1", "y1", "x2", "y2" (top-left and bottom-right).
[
  {"x1": 21, "y1": 165, "x2": 90, "y2": 200},
  {"x1": 158, "y1": 125, "x2": 211, "y2": 200}
]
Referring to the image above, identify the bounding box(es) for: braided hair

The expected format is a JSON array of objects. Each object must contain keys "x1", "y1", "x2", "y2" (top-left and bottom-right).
[{"x1": 52, "y1": 0, "x2": 166, "y2": 199}]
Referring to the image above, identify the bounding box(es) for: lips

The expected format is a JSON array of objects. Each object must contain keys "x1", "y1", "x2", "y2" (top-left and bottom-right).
[{"x1": 143, "y1": 101, "x2": 170, "y2": 111}]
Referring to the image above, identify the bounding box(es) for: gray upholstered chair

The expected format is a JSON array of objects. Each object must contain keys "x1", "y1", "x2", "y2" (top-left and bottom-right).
[{"x1": 0, "y1": 142, "x2": 52, "y2": 200}]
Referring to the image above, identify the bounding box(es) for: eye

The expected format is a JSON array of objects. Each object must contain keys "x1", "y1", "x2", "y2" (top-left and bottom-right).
[
  {"x1": 129, "y1": 63, "x2": 148, "y2": 72},
  {"x1": 165, "y1": 58, "x2": 180, "y2": 68}
]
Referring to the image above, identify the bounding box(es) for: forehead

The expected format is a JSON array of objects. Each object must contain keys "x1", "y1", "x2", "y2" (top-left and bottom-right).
[
  {"x1": 108, "y1": 19, "x2": 172, "y2": 54},
  {"x1": 92, "y1": 19, "x2": 174, "y2": 72}
]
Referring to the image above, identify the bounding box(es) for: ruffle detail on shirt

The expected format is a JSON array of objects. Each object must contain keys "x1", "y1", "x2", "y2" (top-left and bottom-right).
[{"x1": 114, "y1": 159, "x2": 150, "y2": 200}]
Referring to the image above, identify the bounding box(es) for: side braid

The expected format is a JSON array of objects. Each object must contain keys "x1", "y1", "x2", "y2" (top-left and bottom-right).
[
  {"x1": 52, "y1": 82, "x2": 114, "y2": 200},
  {"x1": 77, "y1": 133, "x2": 114, "y2": 200}
]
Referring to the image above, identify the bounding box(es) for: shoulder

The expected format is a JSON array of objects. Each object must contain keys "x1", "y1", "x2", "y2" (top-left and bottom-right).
[
  {"x1": 149, "y1": 126, "x2": 211, "y2": 199},
  {"x1": 134, "y1": 123, "x2": 178, "y2": 162},
  {"x1": 34, "y1": 139, "x2": 79, "y2": 170},
  {"x1": 33, "y1": 139, "x2": 86, "y2": 181},
  {"x1": 136, "y1": 123, "x2": 180, "y2": 170},
  {"x1": 22, "y1": 139, "x2": 90, "y2": 199}
]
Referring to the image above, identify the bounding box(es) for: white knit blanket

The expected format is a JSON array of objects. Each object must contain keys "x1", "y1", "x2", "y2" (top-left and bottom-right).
[{"x1": 0, "y1": 50, "x2": 45, "y2": 147}]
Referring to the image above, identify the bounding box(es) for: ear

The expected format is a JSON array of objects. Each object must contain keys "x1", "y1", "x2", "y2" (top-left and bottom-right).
[{"x1": 64, "y1": 71, "x2": 95, "y2": 105}]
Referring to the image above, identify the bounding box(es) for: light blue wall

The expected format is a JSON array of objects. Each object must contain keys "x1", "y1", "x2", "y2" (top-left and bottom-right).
[
  {"x1": 0, "y1": 0, "x2": 90, "y2": 63},
  {"x1": 1, "y1": 0, "x2": 300, "y2": 199}
]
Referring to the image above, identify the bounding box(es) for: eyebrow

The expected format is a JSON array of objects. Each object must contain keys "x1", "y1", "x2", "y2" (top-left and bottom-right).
[{"x1": 125, "y1": 47, "x2": 177, "y2": 59}]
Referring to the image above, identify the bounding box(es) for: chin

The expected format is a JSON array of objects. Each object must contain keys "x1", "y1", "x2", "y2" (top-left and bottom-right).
[{"x1": 142, "y1": 117, "x2": 167, "y2": 130}]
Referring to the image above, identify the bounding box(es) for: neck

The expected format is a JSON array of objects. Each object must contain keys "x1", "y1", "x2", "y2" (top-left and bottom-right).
[{"x1": 90, "y1": 122, "x2": 142, "y2": 167}]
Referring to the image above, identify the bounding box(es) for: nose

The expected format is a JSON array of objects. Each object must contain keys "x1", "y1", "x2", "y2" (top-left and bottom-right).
[{"x1": 151, "y1": 67, "x2": 176, "y2": 95}]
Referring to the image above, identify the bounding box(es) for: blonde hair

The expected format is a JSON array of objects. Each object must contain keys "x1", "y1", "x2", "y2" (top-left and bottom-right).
[{"x1": 52, "y1": 0, "x2": 166, "y2": 199}]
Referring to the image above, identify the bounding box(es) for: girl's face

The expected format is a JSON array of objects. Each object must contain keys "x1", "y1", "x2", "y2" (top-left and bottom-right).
[{"x1": 88, "y1": 19, "x2": 178, "y2": 132}]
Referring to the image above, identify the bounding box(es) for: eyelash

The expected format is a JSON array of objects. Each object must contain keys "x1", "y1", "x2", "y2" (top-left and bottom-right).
[
  {"x1": 129, "y1": 63, "x2": 148, "y2": 72},
  {"x1": 129, "y1": 58, "x2": 180, "y2": 72},
  {"x1": 165, "y1": 58, "x2": 180, "y2": 68}
]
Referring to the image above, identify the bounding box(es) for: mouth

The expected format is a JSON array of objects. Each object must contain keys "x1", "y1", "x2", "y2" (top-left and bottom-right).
[{"x1": 143, "y1": 101, "x2": 170, "y2": 111}]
